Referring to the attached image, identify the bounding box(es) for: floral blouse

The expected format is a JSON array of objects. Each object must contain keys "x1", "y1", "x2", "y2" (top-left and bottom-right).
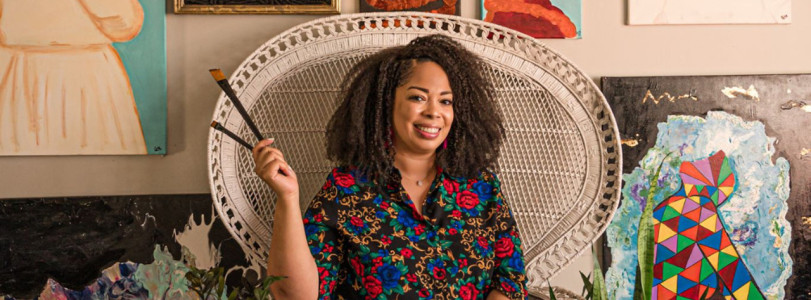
[{"x1": 302, "y1": 165, "x2": 529, "y2": 300}]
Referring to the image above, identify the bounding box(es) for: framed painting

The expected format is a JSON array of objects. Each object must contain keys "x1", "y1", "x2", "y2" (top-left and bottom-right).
[
  {"x1": 174, "y1": 0, "x2": 340, "y2": 14},
  {"x1": 359, "y1": 0, "x2": 460, "y2": 16},
  {"x1": 480, "y1": 0, "x2": 581, "y2": 39},
  {"x1": 628, "y1": 0, "x2": 791, "y2": 25},
  {"x1": 601, "y1": 74, "x2": 810, "y2": 299},
  {"x1": 0, "y1": 0, "x2": 167, "y2": 155}
]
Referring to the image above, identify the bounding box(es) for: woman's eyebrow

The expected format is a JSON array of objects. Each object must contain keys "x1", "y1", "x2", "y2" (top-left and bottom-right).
[{"x1": 407, "y1": 86, "x2": 453, "y2": 95}]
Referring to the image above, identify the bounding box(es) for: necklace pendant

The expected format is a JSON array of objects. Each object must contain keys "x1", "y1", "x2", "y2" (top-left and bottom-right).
[{"x1": 417, "y1": 180, "x2": 423, "y2": 186}]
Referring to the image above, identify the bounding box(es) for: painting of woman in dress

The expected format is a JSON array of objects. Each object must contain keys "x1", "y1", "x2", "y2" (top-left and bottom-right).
[{"x1": 0, "y1": 0, "x2": 150, "y2": 155}]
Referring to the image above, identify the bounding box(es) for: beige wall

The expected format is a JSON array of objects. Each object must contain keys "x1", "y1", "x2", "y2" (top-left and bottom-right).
[
  {"x1": 2, "y1": 1, "x2": 809, "y2": 198},
  {"x1": 2, "y1": 0, "x2": 809, "y2": 292}
]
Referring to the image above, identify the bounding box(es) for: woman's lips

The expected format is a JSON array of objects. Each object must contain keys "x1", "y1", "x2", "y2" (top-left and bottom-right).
[{"x1": 414, "y1": 125, "x2": 440, "y2": 139}]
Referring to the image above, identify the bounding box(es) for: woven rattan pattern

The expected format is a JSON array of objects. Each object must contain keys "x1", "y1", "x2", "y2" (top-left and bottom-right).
[{"x1": 208, "y1": 12, "x2": 621, "y2": 296}]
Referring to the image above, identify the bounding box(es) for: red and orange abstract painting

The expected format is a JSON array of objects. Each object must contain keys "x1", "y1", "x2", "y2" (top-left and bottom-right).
[
  {"x1": 360, "y1": 0, "x2": 460, "y2": 15},
  {"x1": 481, "y1": 0, "x2": 581, "y2": 39}
]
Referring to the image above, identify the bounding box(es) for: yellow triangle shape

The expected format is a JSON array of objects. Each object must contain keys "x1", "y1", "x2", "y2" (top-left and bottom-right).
[
  {"x1": 685, "y1": 184, "x2": 695, "y2": 195},
  {"x1": 700, "y1": 215, "x2": 718, "y2": 231},
  {"x1": 668, "y1": 199, "x2": 686, "y2": 213},
  {"x1": 720, "y1": 187, "x2": 734, "y2": 197},
  {"x1": 661, "y1": 276, "x2": 679, "y2": 293},
  {"x1": 733, "y1": 282, "x2": 751, "y2": 299},
  {"x1": 653, "y1": 218, "x2": 661, "y2": 225},
  {"x1": 707, "y1": 252, "x2": 720, "y2": 269},
  {"x1": 721, "y1": 245, "x2": 739, "y2": 258},
  {"x1": 657, "y1": 224, "x2": 677, "y2": 243},
  {"x1": 689, "y1": 195, "x2": 702, "y2": 204}
]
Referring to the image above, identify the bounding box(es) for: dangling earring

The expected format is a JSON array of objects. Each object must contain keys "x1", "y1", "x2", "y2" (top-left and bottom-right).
[{"x1": 442, "y1": 138, "x2": 448, "y2": 149}]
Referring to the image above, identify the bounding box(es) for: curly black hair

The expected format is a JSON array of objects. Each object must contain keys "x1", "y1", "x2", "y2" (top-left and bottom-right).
[{"x1": 325, "y1": 34, "x2": 504, "y2": 188}]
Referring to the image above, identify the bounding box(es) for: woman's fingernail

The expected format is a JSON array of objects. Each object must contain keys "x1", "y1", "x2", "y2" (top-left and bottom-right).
[{"x1": 268, "y1": 138, "x2": 275, "y2": 143}]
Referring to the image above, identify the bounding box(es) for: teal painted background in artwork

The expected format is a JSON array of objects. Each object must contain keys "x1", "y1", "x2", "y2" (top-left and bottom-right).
[
  {"x1": 113, "y1": 0, "x2": 167, "y2": 155},
  {"x1": 550, "y1": 0, "x2": 581, "y2": 38}
]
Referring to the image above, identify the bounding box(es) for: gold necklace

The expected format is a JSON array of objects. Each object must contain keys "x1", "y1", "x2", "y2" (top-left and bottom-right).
[{"x1": 401, "y1": 167, "x2": 436, "y2": 186}]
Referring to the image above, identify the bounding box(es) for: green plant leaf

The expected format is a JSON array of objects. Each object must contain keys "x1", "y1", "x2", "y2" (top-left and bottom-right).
[
  {"x1": 632, "y1": 264, "x2": 644, "y2": 300},
  {"x1": 547, "y1": 280, "x2": 557, "y2": 300},
  {"x1": 217, "y1": 273, "x2": 225, "y2": 299},
  {"x1": 579, "y1": 271, "x2": 593, "y2": 300},
  {"x1": 636, "y1": 196, "x2": 655, "y2": 300},
  {"x1": 636, "y1": 154, "x2": 670, "y2": 300},
  {"x1": 592, "y1": 249, "x2": 608, "y2": 300},
  {"x1": 228, "y1": 288, "x2": 240, "y2": 300}
]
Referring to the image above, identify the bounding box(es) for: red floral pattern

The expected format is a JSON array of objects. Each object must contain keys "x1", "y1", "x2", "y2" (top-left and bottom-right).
[{"x1": 303, "y1": 166, "x2": 528, "y2": 299}]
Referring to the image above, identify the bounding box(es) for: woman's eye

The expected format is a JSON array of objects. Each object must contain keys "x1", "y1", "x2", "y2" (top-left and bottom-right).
[
  {"x1": 409, "y1": 96, "x2": 425, "y2": 101},
  {"x1": 441, "y1": 99, "x2": 453, "y2": 105}
]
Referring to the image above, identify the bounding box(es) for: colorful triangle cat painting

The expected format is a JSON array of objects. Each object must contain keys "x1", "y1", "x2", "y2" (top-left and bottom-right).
[
  {"x1": 602, "y1": 74, "x2": 807, "y2": 299},
  {"x1": 653, "y1": 151, "x2": 764, "y2": 299}
]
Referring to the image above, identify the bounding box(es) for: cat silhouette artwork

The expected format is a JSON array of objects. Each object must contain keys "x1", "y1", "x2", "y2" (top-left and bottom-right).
[{"x1": 652, "y1": 151, "x2": 764, "y2": 299}]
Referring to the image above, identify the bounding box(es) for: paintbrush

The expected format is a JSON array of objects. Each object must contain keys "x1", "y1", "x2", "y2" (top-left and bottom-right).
[
  {"x1": 209, "y1": 69, "x2": 264, "y2": 141},
  {"x1": 211, "y1": 121, "x2": 253, "y2": 150}
]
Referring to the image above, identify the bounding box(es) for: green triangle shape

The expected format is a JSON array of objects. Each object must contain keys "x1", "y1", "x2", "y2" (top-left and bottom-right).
[
  {"x1": 677, "y1": 235, "x2": 695, "y2": 253},
  {"x1": 747, "y1": 282, "x2": 764, "y2": 300},
  {"x1": 677, "y1": 297, "x2": 691, "y2": 300},
  {"x1": 719, "y1": 158, "x2": 733, "y2": 185},
  {"x1": 662, "y1": 262, "x2": 685, "y2": 279},
  {"x1": 695, "y1": 185, "x2": 704, "y2": 193},
  {"x1": 699, "y1": 259, "x2": 715, "y2": 281},
  {"x1": 711, "y1": 192, "x2": 719, "y2": 206},
  {"x1": 662, "y1": 206, "x2": 681, "y2": 221},
  {"x1": 718, "y1": 252, "x2": 738, "y2": 270}
]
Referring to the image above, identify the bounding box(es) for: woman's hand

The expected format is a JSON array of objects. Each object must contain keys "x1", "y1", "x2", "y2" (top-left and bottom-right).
[{"x1": 252, "y1": 139, "x2": 299, "y2": 199}]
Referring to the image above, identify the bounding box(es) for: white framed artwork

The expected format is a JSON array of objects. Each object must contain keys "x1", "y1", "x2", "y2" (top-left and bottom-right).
[{"x1": 628, "y1": 0, "x2": 791, "y2": 25}]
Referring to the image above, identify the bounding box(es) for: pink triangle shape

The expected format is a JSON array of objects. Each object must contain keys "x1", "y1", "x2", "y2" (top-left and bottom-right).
[
  {"x1": 681, "y1": 173, "x2": 709, "y2": 186},
  {"x1": 662, "y1": 235, "x2": 679, "y2": 253},
  {"x1": 699, "y1": 208, "x2": 715, "y2": 222},
  {"x1": 693, "y1": 158, "x2": 716, "y2": 187},
  {"x1": 686, "y1": 244, "x2": 704, "y2": 267},
  {"x1": 717, "y1": 192, "x2": 728, "y2": 205},
  {"x1": 682, "y1": 199, "x2": 700, "y2": 213}
]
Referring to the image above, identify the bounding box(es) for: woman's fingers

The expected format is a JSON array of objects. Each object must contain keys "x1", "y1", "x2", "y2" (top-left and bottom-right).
[
  {"x1": 257, "y1": 150, "x2": 285, "y2": 170},
  {"x1": 250, "y1": 138, "x2": 298, "y2": 198},
  {"x1": 252, "y1": 138, "x2": 275, "y2": 161},
  {"x1": 258, "y1": 159, "x2": 289, "y2": 180},
  {"x1": 257, "y1": 146, "x2": 285, "y2": 163}
]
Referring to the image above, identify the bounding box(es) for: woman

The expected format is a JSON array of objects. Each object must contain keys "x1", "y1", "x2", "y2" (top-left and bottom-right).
[{"x1": 253, "y1": 34, "x2": 528, "y2": 299}]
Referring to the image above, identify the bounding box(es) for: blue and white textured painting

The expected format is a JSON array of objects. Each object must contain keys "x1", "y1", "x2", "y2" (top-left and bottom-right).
[{"x1": 605, "y1": 111, "x2": 792, "y2": 299}]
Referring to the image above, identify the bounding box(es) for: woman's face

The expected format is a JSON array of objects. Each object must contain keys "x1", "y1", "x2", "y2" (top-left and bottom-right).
[{"x1": 391, "y1": 61, "x2": 454, "y2": 156}]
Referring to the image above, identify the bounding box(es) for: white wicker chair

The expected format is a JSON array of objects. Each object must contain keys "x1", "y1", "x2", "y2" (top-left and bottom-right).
[{"x1": 208, "y1": 12, "x2": 621, "y2": 297}]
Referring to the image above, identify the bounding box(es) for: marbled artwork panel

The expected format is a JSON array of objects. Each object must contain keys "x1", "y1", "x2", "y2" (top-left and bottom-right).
[
  {"x1": 601, "y1": 75, "x2": 811, "y2": 299},
  {"x1": 0, "y1": 194, "x2": 258, "y2": 299}
]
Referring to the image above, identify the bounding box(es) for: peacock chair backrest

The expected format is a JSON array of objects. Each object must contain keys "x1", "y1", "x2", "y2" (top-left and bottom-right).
[{"x1": 208, "y1": 12, "x2": 621, "y2": 296}]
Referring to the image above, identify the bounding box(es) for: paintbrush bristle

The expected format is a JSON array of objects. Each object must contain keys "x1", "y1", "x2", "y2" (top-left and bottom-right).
[
  {"x1": 209, "y1": 69, "x2": 226, "y2": 81},
  {"x1": 210, "y1": 121, "x2": 220, "y2": 128}
]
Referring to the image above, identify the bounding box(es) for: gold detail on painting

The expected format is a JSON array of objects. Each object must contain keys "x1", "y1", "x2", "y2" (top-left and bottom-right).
[
  {"x1": 722, "y1": 85, "x2": 761, "y2": 102},
  {"x1": 641, "y1": 90, "x2": 698, "y2": 104},
  {"x1": 174, "y1": 0, "x2": 341, "y2": 14}
]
